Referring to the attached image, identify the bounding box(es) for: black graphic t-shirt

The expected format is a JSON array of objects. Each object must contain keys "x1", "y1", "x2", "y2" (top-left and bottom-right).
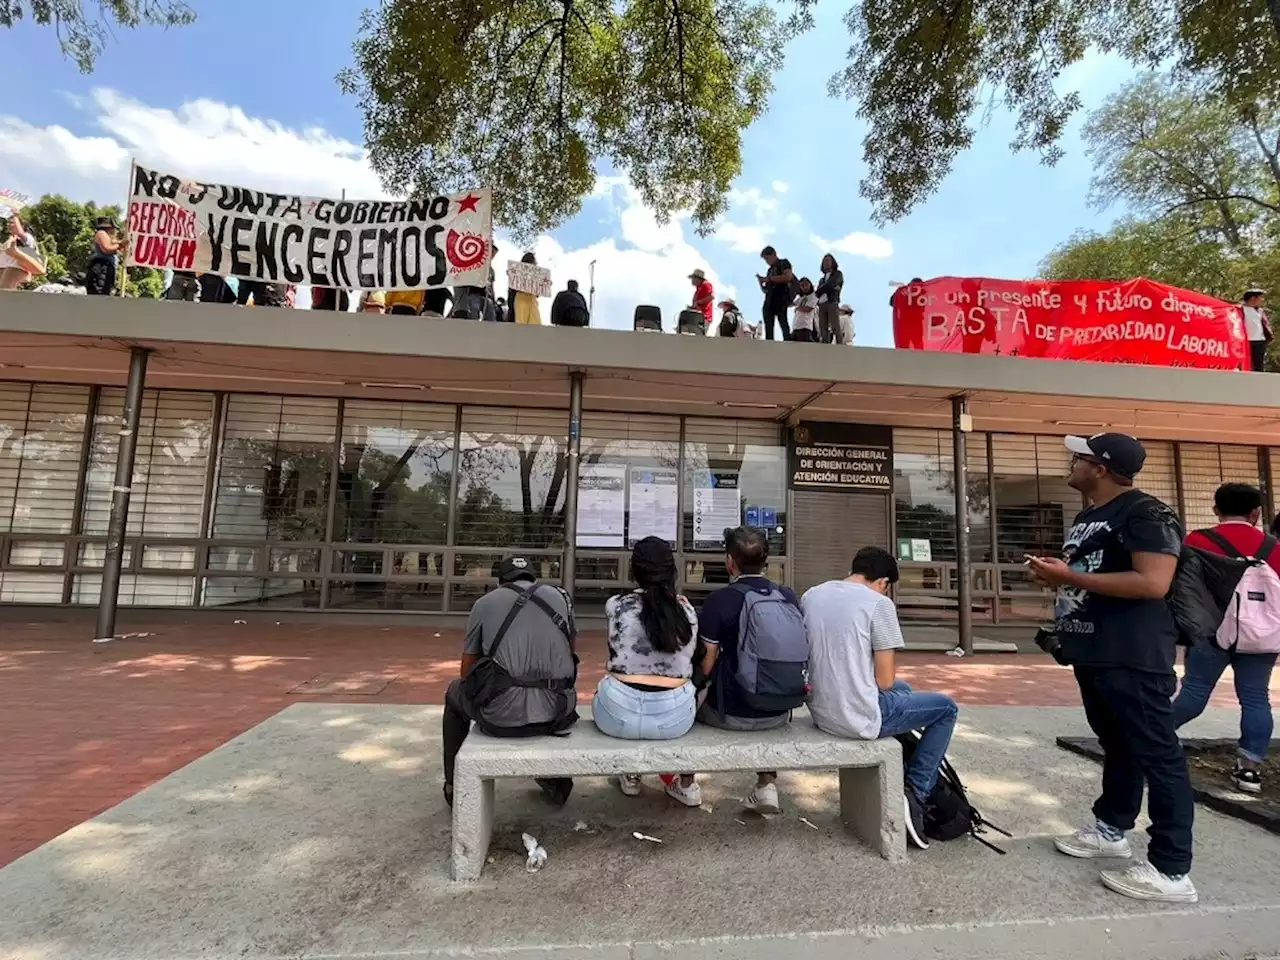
[{"x1": 1054, "y1": 489, "x2": 1183, "y2": 674}]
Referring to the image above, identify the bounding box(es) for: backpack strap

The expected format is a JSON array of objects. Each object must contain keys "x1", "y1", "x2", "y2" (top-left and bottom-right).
[
  {"x1": 490, "y1": 583, "x2": 577, "y2": 692},
  {"x1": 1198, "y1": 528, "x2": 1244, "y2": 559},
  {"x1": 484, "y1": 582, "x2": 538, "y2": 662},
  {"x1": 1252, "y1": 534, "x2": 1279, "y2": 565}
]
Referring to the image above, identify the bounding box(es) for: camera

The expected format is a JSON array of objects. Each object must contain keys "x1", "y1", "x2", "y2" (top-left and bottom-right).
[{"x1": 1034, "y1": 627, "x2": 1070, "y2": 666}]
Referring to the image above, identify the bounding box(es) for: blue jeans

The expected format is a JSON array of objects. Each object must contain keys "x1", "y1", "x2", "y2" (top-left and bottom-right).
[
  {"x1": 876, "y1": 680, "x2": 958, "y2": 800},
  {"x1": 593, "y1": 675, "x2": 697, "y2": 740},
  {"x1": 1172, "y1": 643, "x2": 1277, "y2": 763}
]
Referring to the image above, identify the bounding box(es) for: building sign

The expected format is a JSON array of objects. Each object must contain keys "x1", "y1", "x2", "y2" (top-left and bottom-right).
[
  {"x1": 789, "y1": 422, "x2": 893, "y2": 492},
  {"x1": 892, "y1": 276, "x2": 1247, "y2": 370},
  {"x1": 123, "y1": 162, "x2": 492, "y2": 291}
]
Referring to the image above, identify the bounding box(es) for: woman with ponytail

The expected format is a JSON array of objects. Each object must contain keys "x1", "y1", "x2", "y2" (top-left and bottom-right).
[{"x1": 594, "y1": 536, "x2": 703, "y2": 805}]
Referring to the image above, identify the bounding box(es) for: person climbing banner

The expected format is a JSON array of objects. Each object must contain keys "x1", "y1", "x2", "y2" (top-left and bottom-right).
[
  {"x1": 123, "y1": 162, "x2": 492, "y2": 291},
  {"x1": 892, "y1": 276, "x2": 1248, "y2": 370}
]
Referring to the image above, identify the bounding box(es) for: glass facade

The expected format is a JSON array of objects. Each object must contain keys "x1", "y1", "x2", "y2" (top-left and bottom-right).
[{"x1": 0, "y1": 378, "x2": 1271, "y2": 622}]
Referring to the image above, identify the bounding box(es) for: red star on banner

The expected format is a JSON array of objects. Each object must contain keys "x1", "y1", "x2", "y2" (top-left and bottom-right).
[{"x1": 456, "y1": 193, "x2": 481, "y2": 214}]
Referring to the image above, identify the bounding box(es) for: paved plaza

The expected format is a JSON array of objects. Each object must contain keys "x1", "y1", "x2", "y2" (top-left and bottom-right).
[{"x1": 2, "y1": 620, "x2": 1279, "y2": 959}]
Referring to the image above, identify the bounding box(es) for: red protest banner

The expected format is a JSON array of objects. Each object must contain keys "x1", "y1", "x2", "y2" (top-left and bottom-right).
[{"x1": 892, "y1": 277, "x2": 1248, "y2": 370}]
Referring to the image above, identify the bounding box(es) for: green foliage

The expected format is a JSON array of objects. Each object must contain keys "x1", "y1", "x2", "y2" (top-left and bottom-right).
[
  {"x1": 832, "y1": 0, "x2": 1280, "y2": 223},
  {"x1": 1040, "y1": 73, "x2": 1280, "y2": 368},
  {"x1": 339, "y1": 0, "x2": 785, "y2": 237},
  {"x1": 15, "y1": 194, "x2": 161, "y2": 296},
  {"x1": 0, "y1": 0, "x2": 195, "y2": 72}
]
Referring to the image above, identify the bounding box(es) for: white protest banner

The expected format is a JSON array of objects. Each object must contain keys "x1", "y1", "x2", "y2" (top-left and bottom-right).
[
  {"x1": 507, "y1": 260, "x2": 552, "y2": 297},
  {"x1": 124, "y1": 163, "x2": 492, "y2": 291}
]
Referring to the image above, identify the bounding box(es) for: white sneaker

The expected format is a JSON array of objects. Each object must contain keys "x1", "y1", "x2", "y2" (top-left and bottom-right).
[
  {"x1": 1053, "y1": 825, "x2": 1132, "y2": 860},
  {"x1": 665, "y1": 778, "x2": 702, "y2": 807},
  {"x1": 744, "y1": 781, "x2": 781, "y2": 815},
  {"x1": 1100, "y1": 861, "x2": 1198, "y2": 903},
  {"x1": 617, "y1": 775, "x2": 642, "y2": 797}
]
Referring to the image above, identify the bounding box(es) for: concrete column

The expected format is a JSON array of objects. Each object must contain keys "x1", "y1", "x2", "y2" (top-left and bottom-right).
[
  {"x1": 562, "y1": 371, "x2": 585, "y2": 599},
  {"x1": 952, "y1": 396, "x2": 974, "y2": 656},
  {"x1": 94, "y1": 347, "x2": 149, "y2": 643}
]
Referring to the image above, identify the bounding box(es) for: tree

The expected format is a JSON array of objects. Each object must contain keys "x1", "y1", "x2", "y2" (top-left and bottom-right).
[
  {"x1": 339, "y1": 0, "x2": 785, "y2": 237},
  {"x1": 1082, "y1": 75, "x2": 1278, "y2": 253},
  {"x1": 1040, "y1": 217, "x2": 1240, "y2": 297},
  {"x1": 13, "y1": 194, "x2": 163, "y2": 296},
  {"x1": 1039, "y1": 74, "x2": 1280, "y2": 367},
  {"x1": 341, "y1": 1, "x2": 1280, "y2": 233},
  {"x1": 0, "y1": 0, "x2": 195, "y2": 72}
]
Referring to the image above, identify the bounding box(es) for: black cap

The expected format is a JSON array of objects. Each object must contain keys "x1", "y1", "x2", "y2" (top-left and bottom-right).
[
  {"x1": 1065, "y1": 433, "x2": 1146, "y2": 480},
  {"x1": 496, "y1": 555, "x2": 537, "y2": 584}
]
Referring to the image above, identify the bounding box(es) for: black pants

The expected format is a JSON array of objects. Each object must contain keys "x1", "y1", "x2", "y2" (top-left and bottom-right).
[
  {"x1": 762, "y1": 301, "x2": 790, "y2": 341},
  {"x1": 1074, "y1": 666, "x2": 1194, "y2": 876},
  {"x1": 442, "y1": 679, "x2": 573, "y2": 799},
  {"x1": 1250, "y1": 340, "x2": 1267, "y2": 372},
  {"x1": 792, "y1": 328, "x2": 817, "y2": 342}
]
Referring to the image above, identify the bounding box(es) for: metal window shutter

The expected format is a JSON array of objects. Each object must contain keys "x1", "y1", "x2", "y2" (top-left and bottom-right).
[
  {"x1": 339, "y1": 400, "x2": 457, "y2": 544},
  {"x1": 84, "y1": 390, "x2": 215, "y2": 537},
  {"x1": 1139, "y1": 440, "x2": 1177, "y2": 513},
  {"x1": 8, "y1": 385, "x2": 88, "y2": 535},
  {"x1": 581, "y1": 413, "x2": 681, "y2": 445},
  {"x1": 791, "y1": 490, "x2": 889, "y2": 595},
  {"x1": 456, "y1": 406, "x2": 568, "y2": 548},
  {"x1": 1179, "y1": 443, "x2": 1261, "y2": 532},
  {"x1": 992, "y1": 435, "x2": 1058, "y2": 558},
  {"x1": 212, "y1": 395, "x2": 339, "y2": 540},
  {"x1": 0, "y1": 383, "x2": 28, "y2": 532},
  {"x1": 894, "y1": 428, "x2": 957, "y2": 560}
]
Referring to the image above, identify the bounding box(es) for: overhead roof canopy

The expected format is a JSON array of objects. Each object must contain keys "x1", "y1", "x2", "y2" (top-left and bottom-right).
[{"x1": 2, "y1": 292, "x2": 1279, "y2": 444}]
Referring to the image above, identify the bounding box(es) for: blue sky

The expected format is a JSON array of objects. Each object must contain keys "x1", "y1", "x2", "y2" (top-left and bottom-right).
[{"x1": 0, "y1": 0, "x2": 1137, "y2": 341}]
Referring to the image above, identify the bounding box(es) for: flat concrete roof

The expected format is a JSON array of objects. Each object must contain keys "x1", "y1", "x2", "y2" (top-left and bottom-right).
[{"x1": 3, "y1": 292, "x2": 1280, "y2": 443}]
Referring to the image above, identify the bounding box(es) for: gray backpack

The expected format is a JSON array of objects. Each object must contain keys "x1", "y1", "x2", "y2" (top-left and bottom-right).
[{"x1": 733, "y1": 583, "x2": 810, "y2": 711}]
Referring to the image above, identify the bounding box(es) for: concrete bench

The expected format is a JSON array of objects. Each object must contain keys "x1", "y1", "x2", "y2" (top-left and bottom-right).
[{"x1": 450, "y1": 716, "x2": 905, "y2": 880}]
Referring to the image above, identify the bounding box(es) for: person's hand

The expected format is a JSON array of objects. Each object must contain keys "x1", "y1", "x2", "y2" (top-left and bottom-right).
[{"x1": 1026, "y1": 555, "x2": 1073, "y2": 587}]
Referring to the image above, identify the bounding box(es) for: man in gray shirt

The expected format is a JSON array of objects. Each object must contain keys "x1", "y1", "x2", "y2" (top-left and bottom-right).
[{"x1": 442, "y1": 556, "x2": 578, "y2": 807}]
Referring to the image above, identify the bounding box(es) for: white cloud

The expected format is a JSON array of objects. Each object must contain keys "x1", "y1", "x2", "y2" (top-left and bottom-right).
[
  {"x1": 0, "y1": 87, "x2": 735, "y2": 330},
  {"x1": 714, "y1": 221, "x2": 769, "y2": 254},
  {"x1": 810, "y1": 230, "x2": 894, "y2": 261},
  {"x1": 785, "y1": 212, "x2": 803, "y2": 227},
  {"x1": 500, "y1": 179, "x2": 735, "y2": 329},
  {"x1": 771, "y1": 180, "x2": 789, "y2": 194},
  {"x1": 727, "y1": 186, "x2": 776, "y2": 220}
]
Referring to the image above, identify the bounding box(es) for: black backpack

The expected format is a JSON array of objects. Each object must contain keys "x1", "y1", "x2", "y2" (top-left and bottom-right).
[
  {"x1": 462, "y1": 582, "x2": 579, "y2": 737},
  {"x1": 896, "y1": 731, "x2": 1011, "y2": 853},
  {"x1": 1100, "y1": 494, "x2": 1252, "y2": 647}
]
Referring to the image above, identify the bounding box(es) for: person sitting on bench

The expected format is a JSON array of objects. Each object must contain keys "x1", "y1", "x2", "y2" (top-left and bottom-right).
[
  {"x1": 442, "y1": 555, "x2": 579, "y2": 808},
  {"x1": 802, "y1": 546, "x2": 958, "y2": 850}
]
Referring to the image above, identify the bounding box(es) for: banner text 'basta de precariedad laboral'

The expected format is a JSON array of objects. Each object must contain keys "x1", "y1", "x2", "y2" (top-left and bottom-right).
[{"x1": 124, "y1": 163, "x2": 492, "y2": 291}]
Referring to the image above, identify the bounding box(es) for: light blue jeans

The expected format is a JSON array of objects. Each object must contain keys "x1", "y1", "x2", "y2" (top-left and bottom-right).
[
  {"x1": 876, "y1": 680, "x2": 959, "y2": 801},
  {"x1": 593, "y1": 674, "x2": 697, "y2": 740}
]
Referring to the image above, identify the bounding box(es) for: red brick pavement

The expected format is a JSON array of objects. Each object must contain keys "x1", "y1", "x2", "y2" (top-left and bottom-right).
[{"x1": 0, "y1": 621, "x2": 1268, "y2": 868}]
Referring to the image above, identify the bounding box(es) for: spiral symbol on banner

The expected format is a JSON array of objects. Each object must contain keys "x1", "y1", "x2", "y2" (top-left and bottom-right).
[{"x1": 447, "y1": 229, "x2": 488, "y2": 272}]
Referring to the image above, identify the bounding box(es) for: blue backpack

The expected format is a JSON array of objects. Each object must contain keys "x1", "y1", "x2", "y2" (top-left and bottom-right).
[{"x1": 732, "y1": 583, "x2": 809, "y2": 711}]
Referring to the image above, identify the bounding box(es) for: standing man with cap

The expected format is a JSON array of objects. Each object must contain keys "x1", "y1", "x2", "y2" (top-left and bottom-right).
[
  {"x1": 441, "y1": 555, "x2": 579, "y2": 808},
  {"x1": 1242, "y1": 287, "x2": 1271, "y2": 372},
  {"x1": 1026, "y1": 434, "x2": 1195, "y2": 903}
]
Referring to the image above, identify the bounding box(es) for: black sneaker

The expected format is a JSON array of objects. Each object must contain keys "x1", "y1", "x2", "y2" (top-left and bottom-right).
[
  {"x1": 1231, "y1": 765, "x2": 1263, "y2": 794},
  {"x1": 904, "y1": 791, "x2": 930, "y2": 849},
  {"x1": 536, "y1": 777, "x2": 574, "y2": 806}
]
